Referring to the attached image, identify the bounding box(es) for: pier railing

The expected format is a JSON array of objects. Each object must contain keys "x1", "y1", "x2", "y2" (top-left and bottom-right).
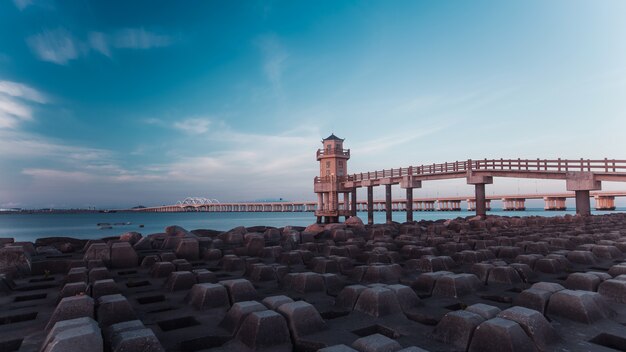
[{"x1": 346, "y1": 158, "x2": 626, "y2": 182}]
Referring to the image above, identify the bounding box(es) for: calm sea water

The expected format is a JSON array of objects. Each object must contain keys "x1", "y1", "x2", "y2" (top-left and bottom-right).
[{"x1": 1, "y1": 208, "x2": 624, "y2": 242}]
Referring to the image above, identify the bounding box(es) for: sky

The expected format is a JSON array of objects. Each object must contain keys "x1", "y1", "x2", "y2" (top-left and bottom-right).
[{"x1": 1, "y1": 0, "x2": 626, "y2": 209}]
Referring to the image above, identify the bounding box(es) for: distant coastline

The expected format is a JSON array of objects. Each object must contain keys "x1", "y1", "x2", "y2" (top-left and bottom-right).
[{"x1": 0, "y1": 209, "x2": 111, "y2": 214}]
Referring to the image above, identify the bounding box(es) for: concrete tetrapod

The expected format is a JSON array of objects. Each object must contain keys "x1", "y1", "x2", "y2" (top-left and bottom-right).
[
  {"x1": 351, "y1": 333, "x2": 402, "y2": 352},
  {"x1": 497, "y1": 306, "x2": 559, "y2": 350},
  {"x1": 42, "y1": 317, "x2": 103, "y2": 352},
  {"x1": 45, "y1": 295, "x2": 94, "y2": 332},
  {"x1": 186, "y1": 283, "x2": 230, "y2": 310},
  {"x1": 468, "y1": 317, "x2": 537, "y2": 352},
  {"x1": 546, "y1": 289, "x2": 611, "y2": 323},
  {"x1": 219, "y1": 301, "x2": 267, "y2": 335},
  {"x1": 234, "y1": 310, "x2": 292, "y2": 352},
  {"x1": 277, "y1": 300, "x2": 327, "y2": 340},
  {"x1": 354, "y1": 286, "x2": 402, "y2": 317},
  {"x1": 97, "y1": 294, "x2": 137, "y2": 327},
  {"x1": 432, "y1": 310, "x2": 485, "y2": 351}
]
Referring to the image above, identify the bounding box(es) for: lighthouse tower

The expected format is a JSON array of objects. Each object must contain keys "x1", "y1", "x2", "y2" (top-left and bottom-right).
[{"x1": 314, "y1": 134, "x2": 352, "y2": 223}]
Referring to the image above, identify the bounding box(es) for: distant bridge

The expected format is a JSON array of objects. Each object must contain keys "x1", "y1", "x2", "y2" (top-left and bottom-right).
[
  {"x1": 176, "y1": 197, "x2": 220, "y2": 205},
  {"x1": 133, "y1": 190, "x2": 626, "y2": 213}
]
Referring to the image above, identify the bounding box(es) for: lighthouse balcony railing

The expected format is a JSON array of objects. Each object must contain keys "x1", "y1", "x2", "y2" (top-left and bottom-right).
[{"x1": 316, "y1": 148, "x2": 350, "y2": 158}]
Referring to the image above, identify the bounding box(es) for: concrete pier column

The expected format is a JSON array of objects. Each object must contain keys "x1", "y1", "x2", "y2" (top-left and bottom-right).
[
  {"x1": 475, "y1": 184, "x2": 486, "y2": 217},
  {"x1": 543, "y1": 197, "x2": 552, "y2": 210},
  {"x1": 467, "y1": 175, "x2": 492, "y2": 217},
  {"x1": 367, "y1": 186, "x2": 374, "y2": 225},
  {"x1": 399, "y1": 176, "x2": 420, "y2": 221},
  {"x1": 351, "y1": 189, "x2": 357, "y2": 216},
  {"x1": 595, "y1": 195, "x2": 616, "y2": 210},
  {"x1": 575, "y1": 190, "x2": 591, "y2": 216},
  {"x1": 317, "y1": 193, "x2": 323, "y2": 212},
  {"x1": 343, "y1": 192, "x2": 349, "y2": 213},
  {"x1": 406, "y1": 187, "x2": 413, "y2": 222},
  {"x1": 566, "y1": 173, "x2": 601, "y2": 216},
  {"x1": 385, "y1": 184, "x2": 392, "y2": 224}
]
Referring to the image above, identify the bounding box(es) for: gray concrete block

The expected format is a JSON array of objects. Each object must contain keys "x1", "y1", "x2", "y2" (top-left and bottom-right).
[
  {"x1": 354, "y1": 286, "x2": 402, "y2": 317},
  {"x1": 547, "y1": 289, "x2": 609, "y2": 323},
  {"x1": 110, "y1": 242, "x2": 138, "y2": 269},
  {"x1": 498, "y1": 306, "x2": 559, "y2": 350},
  {"x1": 468, "y1": 317, "x2": 537, "y2": 352},
  {"x1": 352, "y1": 333, "x2": 402, "y2": 352},
  {"x1": 42, "y1": 317, "x2": 103, "y2": 352},
  {"x1": 97, "y1": 294, "x2": 137, "y2": 327},
  {"x1": 262, "y1": 295, "x2": 294, "y2": 310},
  {"x1": 219, "y1": 301, "x2": 267, "y2": 335},
  {"x1": 111, "y1": 328, "x2": 165, "y2": 352},
  {"x1": 164, "y1": 271, "x2": 196, "y2": 292},
  {"x1": 220, "y1": 278, "x2": 258, "y2": 303},
  {"x1": 45, "y1": 295, "x2": 94, "y2": 332},
  {"x1": 277, "y1": 301, "x2": 327, "y2": 338},
  {"x1": 186, "y1": 283, "x2": 230, "y2": 310},
  {"x1": 235, "y1": 310, "x2": 292, "y2": 351},
  {"x1": 432, "y1": 310, "x2": 484, "y2": 351},
  {"x1": 466, "y1": 303, "x2": 501, "y2": 320}
]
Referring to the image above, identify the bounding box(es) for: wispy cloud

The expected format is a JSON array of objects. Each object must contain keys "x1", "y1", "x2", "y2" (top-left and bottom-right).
[
  {"x1": 27, "y1": 27, "x2": 175, "y2": 65},
  {"x1": 0, "y1": 80, "x2": 47, "y2": 129},
  {"x1": 22, "y1": 168, "x2": 94, "y2": 182},
  {"x1": 26, "y1": 28, "x2": 81, "y2": 65},
  {"x1": 173, "y1": 118, "x2": 211, "y2": 135},
  {"x1": 88, "y1": 32, "x2": 111, "y2": 57},
  {"x1": 12, "y1": 0, "x2": 32, "y2": 10},
  {"x1": 0, "y1": 129, "x2": 110, "y2": 161},
  {"x1": 256, "y1": 33, "x2": 288, "y2": 95},
  {"x1": 0, "y1": 81, "x2": 48, "y2": 103},
  {"x1": 113, "y1": 28, "x2": 173, "y2": 49},
  {"x1": 353, "y1": 124, "x2": 450, "y2": 155}
]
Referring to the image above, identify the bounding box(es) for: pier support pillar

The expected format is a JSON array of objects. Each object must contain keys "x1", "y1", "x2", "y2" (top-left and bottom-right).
[
  {"x1": 400, "y1": 176, "x2": 420, "y2": 223},
  {"x1": 385, "y1": 184, "x2": 392, "y2": 224},
  {"x1": 467, "y1": 175, "x2": 492, "y2": 219},
  {"x1": 475, "y1": 183, "x2": 486, "y2": 218},
  {"x1": 566, "y1": 172, "x2": 601, "y2": 216},
  {"x1": 575, "y1": 190, "x2": 591, "y2": 216},
  {"x1": 367, "y1": 186, "x2": 374, "y2": 225},
  {"x1": 595, "y1": 195, "x2": 616, "y2": 210},
  {"x1": 406, "y1": 188, "x2": 413, "y2": 222},
  {"x1": 351, "y1": 189, "x2": 357, "y2": 216}
]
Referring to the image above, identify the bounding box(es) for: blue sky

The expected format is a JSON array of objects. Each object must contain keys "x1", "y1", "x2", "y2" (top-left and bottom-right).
[{"x1": 1, "y1": 0, "x2": 626, "y2": 208}]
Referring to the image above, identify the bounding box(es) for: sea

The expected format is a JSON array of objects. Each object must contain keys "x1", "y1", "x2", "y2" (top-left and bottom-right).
[{"x1": 1, "y1": 208, "x2": 624, "y2": 243}]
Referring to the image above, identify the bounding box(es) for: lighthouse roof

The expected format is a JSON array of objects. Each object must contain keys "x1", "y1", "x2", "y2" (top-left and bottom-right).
[{"x1": 323, "y1": 133, "x2": 344, "y2": 141}]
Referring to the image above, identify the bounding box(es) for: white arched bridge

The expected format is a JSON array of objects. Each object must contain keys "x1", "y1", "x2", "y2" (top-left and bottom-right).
[{"x1": 175, "y1": 197, "x2": 220, "y2": 206}]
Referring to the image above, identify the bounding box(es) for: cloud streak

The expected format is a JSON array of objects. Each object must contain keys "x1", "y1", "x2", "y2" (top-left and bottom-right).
[
  {"x1": 27, "y1": 27, "x2": 175, "y2": 65},
  {"x1": 26, "y1": 28, "x2": 80, "y2": 65},
  {"x1": 0, "y1": 80, "x2": 47, "y2": 129},
  {"x1": 114, "y1": 28, "x2": 173, "y2": 49},
  {"x1": 256, "y1": 33, "x2": 288, "y2": 97},
  {"x1": 173, "y1": 118, "x2": 212, "y2": 135},
  {"x1": 12, "y1": 0, "x2": 32, "y2": 10}
]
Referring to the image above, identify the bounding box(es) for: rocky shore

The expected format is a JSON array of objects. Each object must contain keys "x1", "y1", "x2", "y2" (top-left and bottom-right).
[{"x1": 1, "y1": 213, "x2": 626, "y2": 351}]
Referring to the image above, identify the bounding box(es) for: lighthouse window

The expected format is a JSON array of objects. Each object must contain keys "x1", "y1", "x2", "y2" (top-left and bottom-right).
[
  {"x1": 326, "y1": 161, "x2": 330, "y2": 168},
  {"x1": 338, "y1": 161, "x2": 343, "y2": 168}
]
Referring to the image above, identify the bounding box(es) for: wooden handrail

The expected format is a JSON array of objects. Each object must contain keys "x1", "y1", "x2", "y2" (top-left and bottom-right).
[{"x1": 347, "y1": 158, "x2": 626, "y2": 181}]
